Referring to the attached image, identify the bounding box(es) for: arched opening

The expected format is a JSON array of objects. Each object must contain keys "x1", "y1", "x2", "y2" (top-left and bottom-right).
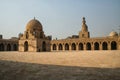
[
  {"x1": 102, "y1": 42, "x2": 108, "y2": 50},
  {"x1": 79, "y1": 43, "x2": 83, "y2": 50},
  {"x1": 0, "y1": 43, "x2": 4, "y2": 51},
  {"x1": 72, "y1": 43, "x2": 76, "y2": 50},
  {"x1": 111, "y1": 41, "x2": 117, "y2": 50},
  {"x1": 26, "y1": 32, "x2": 29, "y2": 39},
  {"x1": 53, "y1": 44, "x2": 56, "y2": 50},
  {"x1": 94, "y1": 42, "x2": 99, "y2": 50},
  {"x1": 42, "y1": 41, "x2": 46, "y2": 51},
  {"x1": 24, "y1": 41, "x2": 28, "y2": 51},
  {"x1": 13, "y1": 44, "x2": 18, "y2": 51},
  {"x1": 7, "y1": 44, "x2": 11, "y2": 51},
  {"x1": 86, "y1": 42, "x2": 91, "y2": 50},
  {"x1": 65, "y1": 43, "x2": 69, "y2": 50},
  {"x1": 40, "y1": 32, "x2": 43, "y2": 38},
  {"x1": 58, "y1": 44, "x2": 63, "y2": 50}
]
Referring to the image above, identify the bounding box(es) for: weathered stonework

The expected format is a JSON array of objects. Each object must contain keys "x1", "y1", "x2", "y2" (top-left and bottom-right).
[
  {"x1": 19, "y1": 18, "x2": 51, "y2": 52},
  {"x1": 51, "y1": 17, "x2": 120, "y2": 51},
  {"x1": 0, "y1": 17, "x2": 120, "y2": 52},
  {"x1": 0, "y1": 38, "x2": 18, "y2": 51}
]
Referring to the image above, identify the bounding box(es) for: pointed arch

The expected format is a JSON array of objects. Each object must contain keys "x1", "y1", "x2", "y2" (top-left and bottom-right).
[
  {"x1": 24, "y1": 41, "x2": 28, "y2": 51},
  {"x1": 94, "y1": 42, "x2": 99, "y2": 50},
  {"x1": 111, "y1": 41, "x2": 117, "y2": 50},
  {"x1": 13, "y1": 44, "x2": 18, "y2": 51},
  {"x1": 72, "y1": 43, "x2": 76, "y2": 50},
  {"x1": 79, "y1": 43, "x2": 83, "y2": 50},
  {"x1": 58, "y1": 43, "x2": 63, "y2": 50},
  {"x1": 26, "y1": 32, "x2": 29, "y2": 39},
  {"x1": 53, "y1": 44, "x2": 56, "y2": 50},
  {"x1": 0, "y1": 43, "x2": 4, "y2": 51},
  {"x1": 86, "y1": 42, "x2": 91, "y2": 50},
  {"x1": 102, "y1": 42, "x2": 108, "y2": 50},
  {"x1": 65, "y1": 43, "x2": 69, "y2": 50},
  {"x1": 7, "y1": 44, "x2": 11, "y2": 51},
  {"x1": 42, "y1": 41, "x2": 46, "y2": 51},
  {"x1": 40, "y1": 32, "x2": 43, "y2": 38}
]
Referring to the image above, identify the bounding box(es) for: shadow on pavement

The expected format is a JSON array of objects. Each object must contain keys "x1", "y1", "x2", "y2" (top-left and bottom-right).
[{"x1": 0, "y1": 60, "x2": 120, "y2": 80}]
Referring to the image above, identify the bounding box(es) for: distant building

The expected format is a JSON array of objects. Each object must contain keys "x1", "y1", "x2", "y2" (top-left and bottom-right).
[
  {"x1": 0, "y1": 37, "x2": 18, "y2": 51},
  {"x1": 0, "y1": 17, "x2": 120, "y2": 52},
  {"x1": 0, "y1": 35, "x2": 3, "y2": 39},
  {"x1": 19, "y1": 18, "x2": 51, "y2": 52},
  {"x1": 51, "y1": 17, "x2": 120, "y2": 51}
]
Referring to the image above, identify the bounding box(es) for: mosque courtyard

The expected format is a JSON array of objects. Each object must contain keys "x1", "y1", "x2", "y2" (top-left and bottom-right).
[{"x1": 0, "y1": 51, "x2": 120, "y2": 80}]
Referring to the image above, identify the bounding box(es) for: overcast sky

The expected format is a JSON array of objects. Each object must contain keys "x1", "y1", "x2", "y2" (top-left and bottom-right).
[{"x1": 0, "y1": 0, "x2": 120, "y2": 39}]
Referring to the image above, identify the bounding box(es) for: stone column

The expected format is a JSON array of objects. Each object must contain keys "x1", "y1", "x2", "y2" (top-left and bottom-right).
[
  {"x1": 91, "y1": 43, "x2": 94, "y2": 50},
  {"x1": 118, "y1": 38, "x2": 120, "y2": 50},
  {"x1": 100, "y1": 43, "x2": 102, "y2": 50},
  {"x1": 118, "y1": 42, "x2": 120, "y2": 50},
  {"x1": 108, "y1": 43, "x2": 111, "y2": 50},
  {"x1": 69, "y1": 44, "x2": 71, "y2": 51},
  {"x1": 76, "y1": 43, "x2": 79, "y2": 51},
  {"x1": 84, "y1": 43, "x2": 86, "y2": 50},
  {"x1": 11, "y1": 44, "x2": 13, "y2": 51},
  {"x1": 56, "y1": 44, "x2": 58, "y2": 51},
  {"x1": 118, "y1": 43, "x2": 120, "y2": 50},
  {"x1": 4, "y1": 44, "x2": 7, "y2": 51},
  {"x1": 50, "y1": 44, "x2": 53, "y2": 51},
  {"x1": 63, "y1": 44, "x2": 65, "y2": 51}
]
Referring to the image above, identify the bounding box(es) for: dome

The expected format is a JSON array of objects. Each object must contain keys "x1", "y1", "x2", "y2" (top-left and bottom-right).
[
  {"x1": 26, "y1": 18, "x2": 43, "y2": 31},
  {"x1": 109, "y1": 31, "x2": 118, "y2": 37}
]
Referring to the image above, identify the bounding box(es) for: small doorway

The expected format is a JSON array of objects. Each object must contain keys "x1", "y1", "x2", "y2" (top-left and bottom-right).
[
  {"x1": 102, "y1": 42, "x2": 108, "y2": 50},
  {"x1": 7, "y1": 44, "x2": 11, "y2": 51},
  {"x1": 111, "y1": 41, "x2": 117, "y2": 50},
  {"x1": 0, "y1": 43, "x2": 4, "y2": 51},
  {"x1": 94, "y1": 42, "x2": 99, "y2": 50},
  {"x1": 42, "y1": 41, "x2": 46, "y2": 51},
  {"x1": 24, "y1": 41, "x2": 28, "y2": 51},
  {"x1": 86, "y1": 42, "x2": 91, "y2": 50}
]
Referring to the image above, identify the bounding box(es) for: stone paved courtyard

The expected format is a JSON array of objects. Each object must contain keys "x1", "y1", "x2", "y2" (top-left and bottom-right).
[{"x1": 0, "y1": 51, "x2": 120, "y2": 80}]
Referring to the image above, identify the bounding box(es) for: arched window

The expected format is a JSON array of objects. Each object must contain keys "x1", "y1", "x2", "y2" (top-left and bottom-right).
[
  {"x1": 53, "y1": 44, "x2": 56, "y2": 50},
  {"x1": 13, "y1": 44, "x2": 18, "y2": 51},
  {"x1": 94, "y1": 42, "x2": 99, "y2": 50},
  {"x1": 7, "y1": 44, "x2": 11, "y2": 51},
  {"x1": 24, "y1": 41, "x2": 28, "y2": 51},
  {"x1": 40, "y1": 32, "x2": 43, "y2": 38},
  {"x1": 79, "y1": 43, "x2": 83, "y2": 50},
  {"x1": 65, "y1": 43, "x2": 69, "y2": 50},
  {"x1": 72, "y1": 43, "x2": 76, "y2": 50},
  {"x1": 26, "y1": 32, "x2": 29, "y2": 39},
  {"x1": 102, "y1": 42, "x2": 108, "y2": 50},
  {"x1": 42, "y1": 41, "x2": 46, "y2": 51},
  {"x1": 0, "y1": 43, "x2": 4, "y2": 51},
  {"x1": 111, "y1": 41, "x2": 117, "y2": 50},
  {"x1": 86, "y1": 42, "x2": 91, "y2": 50},
  {"x1": 58, "y1": 44, "x2": 63, "y2": 50}
]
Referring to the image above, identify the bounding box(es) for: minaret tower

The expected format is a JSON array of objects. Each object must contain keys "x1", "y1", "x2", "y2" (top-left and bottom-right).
[{"x1": 79, "y1": 17, "x2": 90, "y2": 38}]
